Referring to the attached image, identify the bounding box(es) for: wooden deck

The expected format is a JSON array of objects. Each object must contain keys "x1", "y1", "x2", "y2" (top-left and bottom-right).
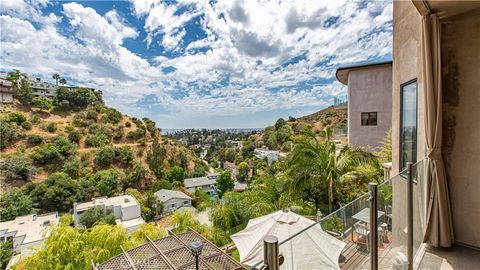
[{"x1": 340, "y1": 231, "x2": 395, "y2": 270}]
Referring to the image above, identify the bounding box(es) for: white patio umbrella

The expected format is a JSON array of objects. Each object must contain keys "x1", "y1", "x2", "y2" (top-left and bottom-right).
[{"x1": 231, "y1": 210, "x2": 346, "y2": 269}]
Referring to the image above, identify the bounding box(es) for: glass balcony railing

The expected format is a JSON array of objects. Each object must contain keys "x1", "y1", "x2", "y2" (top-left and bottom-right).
[{"x1": 249, "y1": 159, "x2": 426, "y2": 270}]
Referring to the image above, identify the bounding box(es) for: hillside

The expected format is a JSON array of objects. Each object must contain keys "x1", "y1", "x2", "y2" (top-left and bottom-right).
[
  {"x1": 251, "y1": 105, "x2": 347, "y2": 151},
  {"x1": 0, "y1": 100, "x2": 205, "y2": 193}
]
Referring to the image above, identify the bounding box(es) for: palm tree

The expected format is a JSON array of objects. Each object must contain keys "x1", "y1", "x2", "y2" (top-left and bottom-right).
[
  {"x1": 52, "y1": 73, "x2": 60, "y2": 86},
  {"x1": 59, "y1": 78, "x2": 67, "y2": 86},
  {"x1": 288, "y1": 127, "x2": 377, "y2": 213}
]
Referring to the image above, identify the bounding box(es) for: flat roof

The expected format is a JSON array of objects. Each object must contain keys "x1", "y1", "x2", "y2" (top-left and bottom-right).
[
  {"x1": 0, "y1": 213, "x2": 59, "y2": 244},
  {"x1": 335, "y1": 61, "x2": 392, "y2": 85},
  {"x1": 74, "y1": 195, "x2": 139, "y2": 212}
]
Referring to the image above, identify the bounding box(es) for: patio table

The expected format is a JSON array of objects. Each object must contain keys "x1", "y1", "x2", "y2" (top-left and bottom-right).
[{"x1": 351, "y1": 207, "x2": 385, "y2": 241}]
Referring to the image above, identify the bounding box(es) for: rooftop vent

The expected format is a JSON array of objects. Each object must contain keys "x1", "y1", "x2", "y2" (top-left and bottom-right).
[{"x1": 124, "y1": 198, "x2": 130, "y2": 203}]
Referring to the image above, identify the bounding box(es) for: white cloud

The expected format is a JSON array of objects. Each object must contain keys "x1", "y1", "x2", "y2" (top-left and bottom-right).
[{"x1": 1, "y1": 0, "x2": 393, "y2": 127}]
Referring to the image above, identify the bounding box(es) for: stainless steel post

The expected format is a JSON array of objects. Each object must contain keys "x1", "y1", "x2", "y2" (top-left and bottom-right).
[
  {"x1": 369, "y1": 182, "x2": 378, "y2": 270},
  {"x1": 407, "y1": 162, "x2": 414, "y2": 270},
  {"x1": 263, "y1": 235, "x2": 279, "y2": 270}
]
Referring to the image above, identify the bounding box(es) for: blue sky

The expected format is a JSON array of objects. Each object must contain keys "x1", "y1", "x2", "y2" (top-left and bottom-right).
[{"x1": 0, "y1": 0, "x2": 392, "y2": 128}]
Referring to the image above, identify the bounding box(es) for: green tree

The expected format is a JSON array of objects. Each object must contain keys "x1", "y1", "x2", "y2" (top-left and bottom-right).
[
  {"x1": 144, "y1": 192, "x2": 164, "y2": 219},
  {"x1": 122, "y1": 161, "x2": 146, "y2": 189},
  {"x1": 288, "y1": 127, "x2": 377, "y2": 212},
  {"x1": 151, "y1": 179, "x2": 173, "y2": 192},
  {"x1": 85, "y1": 133, "x2": 109, "y2": 148},
  {"x1": 90, "y1": 169, "x2": 119, "y2": 197},
  {"x1": 30, "y1": 144, "x2": 64, "y2": 165},
  {"x1": 129, "y1": 223, "x2": 166, "y2": 246},
  {"x1": 216, "y1": 171, "x2": 234, "y2": 198},
  {"x1": 52, "y1": 73, "x2": 60, "y2": 86},
  {"x1": 31, "y1": 97, "x2": 53, "y2": 111},
  {"x1": 147, "y1": 139, "x2": 166, "y2": 179},
  {"x1": 53, "y1": 135, "x2": 77, "y2": 157},
  {"x1": 7, "y1": 112, "x2": 27, "y2": 125},
  {"x1": 0, "y1": 240, "x2": 13, "y2": 270},
  {"x1": 274, "y1": 118, "x2": 287, "y2": 130},
  {"x1": 79, "y1": 207, "x2": 116, "y2": 228},
  {"x1": 17, "y1": 78, "x2": 33, "y2": 103},
  {"x1": 63, "y1": 158, "x2": 82, "y2": 179},
  {"x1": 94, "y1": 146, "x2": 116, "y2": 168},
  {"x1": 171, "y1": 210, "x2": 203, "y2": 234},
  {"x1": 0, "y1": 154, "x2": 36, "y2": 181},
  {"x1": 375, "y1": 129, "x2": 392, "y2": 163},
  {"x1": 166, "y1": 166, "x2": 184, "y2": 184},
  {"x1": 237, "y1": 162, "x2": 250, "y2": 182},
  {"x1": 0, "y1": 121, "x2": 17, "y2": 150},
  {"x1": 59, "y1": 77, "x2": 67, "y2": 86},
  {"x1": 28, "y1": 173, "x2": 84, "y2": 212},
  {"x1": 103, "y1": 108, "x2": 122, "y2": 124},
  {"x1": 0, "y1": 188, "x2": 35, "y2": 221}
]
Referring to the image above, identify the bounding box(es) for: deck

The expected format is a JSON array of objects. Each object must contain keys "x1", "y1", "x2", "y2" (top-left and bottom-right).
[{"x1": 339, "y1": 231, "x2": 395, "y2": 270}]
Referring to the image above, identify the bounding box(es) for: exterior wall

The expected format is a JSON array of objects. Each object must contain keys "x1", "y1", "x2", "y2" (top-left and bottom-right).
[
  {"x1": 1, "y1": 92, "x2": 14, "y2": 103},
  {"x1": 391, "y1": 0, "x2": 426, "y2": 250},
  {"x1": 441, "y1": 11, "x2": 480, "y2": 247},
  {"x1": 163, "y1": 198, "x2": 192, "y2": 213},
  {"x1": 347, "y1": 65, "x2": 392, "y2": 150},
  {"x1": 120, "y1": 204, "x2": 141, "y2": 221}
]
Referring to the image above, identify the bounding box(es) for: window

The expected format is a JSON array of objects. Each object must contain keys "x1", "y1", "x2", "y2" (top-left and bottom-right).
[
  {"x1": 361, "y1": 112, "x2": 377, "y2": 126},
  {"x1": 400, "y1": 79, "x2": 418, "y2": 170}
]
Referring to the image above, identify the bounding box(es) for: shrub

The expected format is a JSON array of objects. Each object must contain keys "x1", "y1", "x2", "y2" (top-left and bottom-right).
[
  {"x1": 103, "y1": 108, "x2": 122, "y2": 124},
  {"x1": 43, "y1": 122, "x2": 57, "y2": 133},
  {"x1": 79, "y1": 207, "x2": 116, "y2": 228},
  {"x1": 53, "y1": 136, "x2": 77, "y2": 157},
  {"x1": 67, "y1": 129, "x2": 82, "y2": 143},
  {"x1": 112, "y1": 126, "x2": 124, "y2": 141},
  {"x1": 31, "y1": 97, "x2": 53, "y2": 111},
  {"x1": 142, "y1": 117, "x2": 156, "y2": 135},
  {"x1": 86, "y1": 110, "x2": 98, "y2": 121},
  {"x1": 30, "y1": 144, "x2": 64, "y2": 165},
  {"x1": 84, "y1": 133, "x2": 109, "y2": 148},
  {"x1": 94, "y1": 146, "x2": 116, "y2": 168},
  {"x1": 91, "y1": 169, "x2": 119, "y2": 196},
  {"x1": 0, "y1": 154, "x2": 36, "y2": 181},
  {"x1": 0, "y1": 188, "x2": 35, "y2": 221},
  {"x1": 21, "y1": 121, "x2": 32, "y2": 130},
  {"x1": 121, "y1": 162, "x2": 146, "y2": 189},
  {"x1": 151, "y1": 180, "x2": 172, "y2": 192},
  {"x1": 115, "y1": 146, "x2": 134, "y2": 167},
  {"x1": 54, "y1": 87, "x2": 103, "y2": 111},
  {"x1": 63, "y1": 158, "x2": 82, "y2": 179},
  {"x1": 27, "y1": 135, "x2": 44, "y2": 146},
  {"x1": 7, "y1": 112, "x2": 27, "y2": 125},
  {"x1": 73, "y1": 112, "x2": 90, "y2": 127},
  {"x1": 125, "y1": 121, "x2": 131, "y2": 128},
  {"x1": 126, "y1": 129, "x2": 145, "y2": 141},
  {"x1": 0, "y1": 121, "x2": 17, "y2": 150},
  {"x1": 30, "y1": 114, "x2": 41, "y2": 124}
]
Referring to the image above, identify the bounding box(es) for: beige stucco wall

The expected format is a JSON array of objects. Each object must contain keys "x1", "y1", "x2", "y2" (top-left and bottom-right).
[
  {"x1": 441, "y1": 11, "x2": 480, "y2": 247},
  {"x1": 347, "y1": 65, "x2": 392, "y2": 150}
]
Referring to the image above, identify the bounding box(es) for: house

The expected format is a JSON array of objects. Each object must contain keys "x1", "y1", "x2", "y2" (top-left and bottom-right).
[
  {"x1": 154, "y1": 189, "x2": 192, "y2": 214},
  {"x1": 226, "y1": 140, "x2": 243, "y2": 149},
  {"x1": 0, "y1": 78, "x2": 14, "y2": 104},
  {"x1": 389, "y1": 1, "x2": 480, "y2": 267},
  {"x1": 336, "y1": 61, "x2": 392, "y2": 150},
  {"x1": 73, "y1": 195, "x2": 145, "y2": 233},
  {"x1": 254, "y1": 147, "x2": 279, "y2": 164},
  {"x1": 28, "y1": 78, "x2": 58, "y2": 99},
  {"x1": 184, "y1": 173, "x2": 219, "y2": 194},
  {"x1": 0, "y1": 213, "x2": 59, "y2": 255},
  {"x1": 223, "y1": 161, "x2": 238, "y2": 176}
]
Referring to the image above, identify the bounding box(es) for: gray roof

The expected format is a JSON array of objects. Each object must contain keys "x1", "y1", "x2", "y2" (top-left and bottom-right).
[
  {"x1": 184, "y1": 174, "x2": 219, "y2": 189},
  {"x1": 154, "y1": 189, "x2": 192, "y2": 202}
]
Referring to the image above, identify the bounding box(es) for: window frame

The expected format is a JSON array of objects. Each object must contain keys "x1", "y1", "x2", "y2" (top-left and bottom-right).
[
  {"x1": 399, "y1": 78, "x2": 418, "y2": 171},
  {"x1": 361, "y1": 112, "x2": 378, "y2": 126}
]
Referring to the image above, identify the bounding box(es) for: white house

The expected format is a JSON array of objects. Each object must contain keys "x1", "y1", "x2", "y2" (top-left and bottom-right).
[
  {"x1": 28, "y1": 78, "x2": 58, "y2": 99},
  {"x1": 0, "y1": 78, "x2": 14, "y2": 104},
  {"x1": 154, "y1": 189, "x2": 192, "y2": 214},
  {"x1": 0, "y1": 213, "x2": 59, "y2": 255},
  {"x1": 254, "y1": 148, "x2": 279, "y2": 164},
  {"x1": 73, "y1": 195, "x2": 144, "y2": 233},
  {"x1": 184, "y1": 173, "x2": 219, "y2": 194}
]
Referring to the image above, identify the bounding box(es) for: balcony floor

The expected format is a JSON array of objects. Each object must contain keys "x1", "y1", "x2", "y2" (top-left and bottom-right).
[
  {"x1": 418, "y1": 244, "x2": 480, "y2": 269},
  {"x1": 340, "y1": 232, "x2": 395, "y2": 270}
]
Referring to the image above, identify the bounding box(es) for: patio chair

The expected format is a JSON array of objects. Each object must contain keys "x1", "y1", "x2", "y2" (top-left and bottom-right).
[
  {"x1": 385, "y1": 205, "x2": 393, "y2": 226},
  {"x1": 354, "y1": 222, "x2": 369, "y2": 250}
]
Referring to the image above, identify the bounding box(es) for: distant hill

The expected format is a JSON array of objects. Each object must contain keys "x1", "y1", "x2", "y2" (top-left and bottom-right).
[
  {"x1": 251, "y1": 105, "x2": 347, "y2": 152},
  {"x1": 0, "y1": 100, "x2": 204, "y2": 192}
]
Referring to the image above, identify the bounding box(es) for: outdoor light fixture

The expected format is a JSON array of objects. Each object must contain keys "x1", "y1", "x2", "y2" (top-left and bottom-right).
[{"x1": 190, "y1": 241, "x2": 204, "y2": 270}]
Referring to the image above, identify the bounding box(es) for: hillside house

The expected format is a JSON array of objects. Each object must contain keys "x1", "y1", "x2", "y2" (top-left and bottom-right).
[
  {"x1": 154, "y1": 189, "x2": 192, "y2": 214},
  {"x1": 184, "y1": 173, "x2": 219, "y2": 194},
  {"x1": 0, "y1": 78, "x2": 14, "y2": 104}
]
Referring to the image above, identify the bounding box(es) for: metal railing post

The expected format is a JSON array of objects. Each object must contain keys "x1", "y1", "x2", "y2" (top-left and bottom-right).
[
  {"x1": 407, "y1": 162, "x2": 414, "y2": 270},
  {"x1": 263, "y1": 235, "x2": 279, "y2": 270},
  {"x1": 369, "y1": 182, "x2": 378, "y2": 270}
]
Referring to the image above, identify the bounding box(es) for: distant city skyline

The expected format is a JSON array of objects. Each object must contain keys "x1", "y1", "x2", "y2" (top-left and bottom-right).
[{"x1": 0, "y1": 0, "x2": 392, "y2": 128}]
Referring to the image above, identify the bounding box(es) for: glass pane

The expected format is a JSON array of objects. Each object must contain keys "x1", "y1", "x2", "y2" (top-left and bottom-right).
[{"x1": 401, "y1": 81, "x2": 417, "y2": 170}]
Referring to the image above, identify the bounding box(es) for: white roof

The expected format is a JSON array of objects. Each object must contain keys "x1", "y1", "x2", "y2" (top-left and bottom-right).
[
  {"x1": 230, "y1": 210, "x2": 346, "y2": 269},
  {"x1": 184, "y1": 174, "x2": 218, "y2": 188},
  {"x1": 116, "y1": 217, "x2": 145, "y2": 229},
  {"x1": 154, "y1": 189, "x2": 192, "y2": 202},
  {"x1": 0, "y1": 213, "x2": 59, "y2": 244},
  {"x1": 75, "y1": 195, "x2": 139, "y2": 211}
]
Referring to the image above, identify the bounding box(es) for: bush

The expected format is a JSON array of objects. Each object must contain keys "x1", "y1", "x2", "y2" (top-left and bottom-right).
[
  {"x1": 73, "y1": 112, "x2": 90, "y2": 127},
  {"x1": 53, "y1": 136, "x2": 77, "y2": 157},
  {"x1": 0, "y1": 121, "x2": 17, "y2": 150},
  {"x1": 151, "y1": 179, "x2": 173, "y2": 192},
  {"x1": 63, "y1": 158, "x2": 82, "y2": 179},
  {"x1": 30, "y1": 114, "x2": 41, "y2": 124},
  {"x1": 125, "y1": 121, "x2": 131, "y2": 128},
  {"x1": 0, "y1": 154, "x2": 36, "y2": 181},
  {"x1": 91, "y1": 169, "x2": 119, "y2": 196},
  {"x1": 7, "y1": 112, "x2": 27, "y2": 125},
  {"x1": 0, "y1": 188, "x2": 35, "y2": 221},
  {"x1": 30, "y1": 144, "x2": 64, "y2": 165},
  {"x1": 103, "y1": 108, "x2": 122, "y2": 124},
  {"x1": 121, "y1": 162, "x2": 146, "y2": 189},
  {"x1": 21, "y1": 121, "x2": 32, "y2": 130},
  {"x1": 31, "y1": 97, "x2": 53, "y2": 111},
  {"x1": 79, "y1": 207, "x2": 116, "y2": 228},
  {"x1": 43, "y1": 122, "x2": 57, "y2": 133},
  {"x1": 84, "y1": 133, "x2": 109, "y2": 148},
  {"x1": 115, "y1": 146, "x2": 134, "y2": 167},
  {"x1": 94, "y1": 146, "x2": 116, "y2": 168},
  {"x1": 27, "y1": 135, "x2": 44, "y2": 146},
  {"x1": 68, "y1": 129, "x2": 82, "y2": 143},
  {"x1": 86, "y1": 110, "x2": 98, "y2": 121},
  {"x1": 126, "y1": 129, "x2": 145, "y2": 141},
  {"x1": 54, "y1": 87, "x2": 103, "y2": 111},
  {"x1": 112, "y1": 126, "x2": 124, "y2": 141}
]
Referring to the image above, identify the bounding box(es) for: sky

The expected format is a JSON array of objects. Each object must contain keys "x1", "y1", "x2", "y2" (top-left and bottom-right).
[{"x1": 0, "y1": 0, "x2": 393, "y2": 128}]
